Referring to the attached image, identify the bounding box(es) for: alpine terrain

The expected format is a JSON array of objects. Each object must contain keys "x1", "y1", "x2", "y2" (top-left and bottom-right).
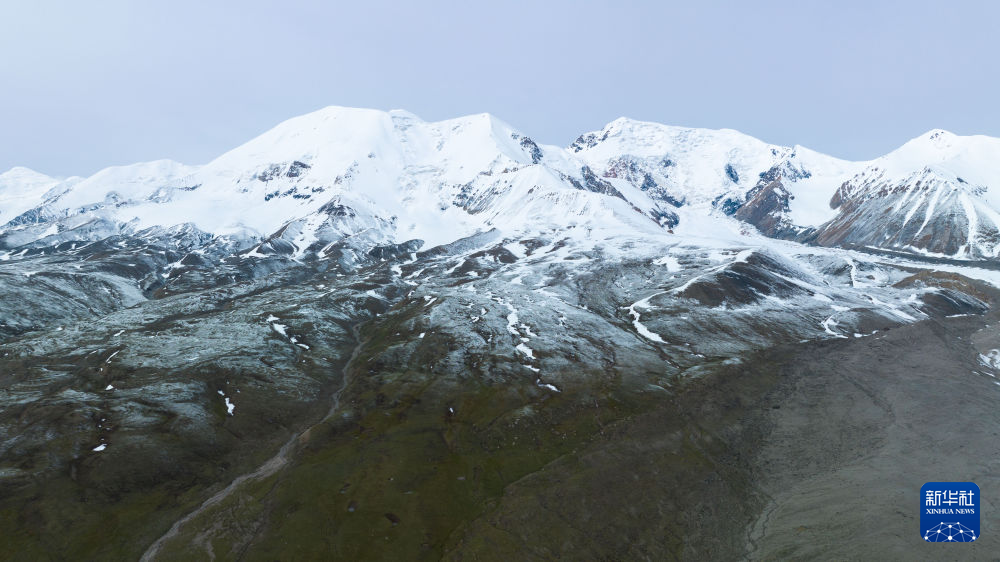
[{"x1": 2, "y1": 106, "x2": 1000, "y2": 560}]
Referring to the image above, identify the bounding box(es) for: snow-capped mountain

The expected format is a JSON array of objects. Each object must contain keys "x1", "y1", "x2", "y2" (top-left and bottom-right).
[
  {"x1": 567, "y1": 117, "x2": 864, "y2": 237},
  {"x1": 569, "y1": 117, "x2": 855, "y2": 212},
  {"x1": 0, "y1": 166, "x2": 65, "y2": 227},
  {"x1": 6, "y1": 106, "x2": 1000, "y2": 560},
  {"x1": 0, "y1": 107, "x2": 675, "y2": 258},
  {"x1": 2, "y1": 107, "x2": 1000, "y2": 262},
  {"x1": 811, "y1": 130, "x2": 1000, "y2": 258}
]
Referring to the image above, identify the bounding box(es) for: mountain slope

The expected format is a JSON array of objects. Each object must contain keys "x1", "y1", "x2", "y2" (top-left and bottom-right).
[
  {"x1": 3, "y1": 107, "x2": 1000, "y2": 559},
  {"x1": 811, "y1": 130, "x2": 1000, "y2": 257}
]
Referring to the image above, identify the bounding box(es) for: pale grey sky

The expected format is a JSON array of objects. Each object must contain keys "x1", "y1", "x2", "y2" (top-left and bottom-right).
[{"x1": 2, "y1": 0, "x2": 998, "y2": 177}]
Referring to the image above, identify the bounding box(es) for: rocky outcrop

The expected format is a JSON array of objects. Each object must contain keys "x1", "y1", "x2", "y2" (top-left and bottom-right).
[
  {"x1": 811, "y1": 169, "x2": 999, "y2": 258},
  {"x1": 733, "y1": 180, "x2": 793, "y2": 236}
]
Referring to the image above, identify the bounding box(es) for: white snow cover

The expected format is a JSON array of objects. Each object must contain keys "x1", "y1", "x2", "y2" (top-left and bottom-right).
[
  {"x1": 0, "y1": 107, "x2": 666, "y2": 250},
  {"x1": 827, "y1": 129, "x2": 1000, "y2": 257},
  {"x1": 572, "y1": 118, "x2": 787, "y2": 202},
  {"x1": 781, "y1": 146, "x2": 865, "y2": 227},
  {"x1": 875, "y1": 130, "x2": 1000, "y2": 197},
  {"x1": 0, "y1": 167, "x2": 64, "y2": 225},
  {"x1": 569, "y1": 117, "x2": 864, "y2": 225},
  {"x1": 4, "y1": 107, "x2": 1000, "y2": 260}
]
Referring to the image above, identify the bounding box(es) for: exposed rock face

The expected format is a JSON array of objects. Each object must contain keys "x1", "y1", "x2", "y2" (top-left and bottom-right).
[
  {"x1": 812, "y1": 168, "x2": 998, "y2": 257},
  {"x1": 804, "y1": 130, "x2": 1000, "y2": 258},
  {"x1": 733, "y1": 179, "x2": 793, "y2": 236}
]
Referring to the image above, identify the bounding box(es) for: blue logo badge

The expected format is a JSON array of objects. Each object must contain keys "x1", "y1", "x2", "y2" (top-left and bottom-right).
[{"x1": 921, "y1": 482, "x2": 980, "y2": 542}]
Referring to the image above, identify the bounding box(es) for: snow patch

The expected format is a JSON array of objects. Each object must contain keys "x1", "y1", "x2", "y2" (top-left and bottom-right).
[
  {"x1": 627, "y1": 291, "x2": 668, "y2": 343},
  {"x1": 821, "y1": 316, "x2": 848, "y2": 338},
  {"x1": 653, "y1": 255, "x2": 681, "y2": 271},
  {"x1": 536, "y1": 379, "x2": 560, "y2": 392}
]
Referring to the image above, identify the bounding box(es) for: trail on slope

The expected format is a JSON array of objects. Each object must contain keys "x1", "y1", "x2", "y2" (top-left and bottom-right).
[{"x1": 140, "y1": 323, "x2": 367, "y2": 562}]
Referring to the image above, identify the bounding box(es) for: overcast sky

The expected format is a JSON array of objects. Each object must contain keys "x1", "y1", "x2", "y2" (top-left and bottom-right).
[{"x1": 2, "y1": 0, "x2": 998, "y2": 177}]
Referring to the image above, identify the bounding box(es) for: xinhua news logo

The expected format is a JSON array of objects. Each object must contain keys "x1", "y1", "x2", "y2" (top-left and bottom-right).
[{"x1": 921, "y1": 482, "x2": 980, "y2": 542}]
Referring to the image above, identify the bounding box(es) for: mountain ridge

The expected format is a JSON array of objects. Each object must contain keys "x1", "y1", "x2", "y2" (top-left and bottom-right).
[{"x1": 3, "y1": 106, "x2": 1000, "y2": 260}]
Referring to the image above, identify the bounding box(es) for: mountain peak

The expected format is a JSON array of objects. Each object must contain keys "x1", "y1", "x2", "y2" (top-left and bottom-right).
[
  {"x1": 924, "y1": 128, "x2": 954, "y2": 139},
  {"x1": 899, "y1": 128, "x2": 959, "y2": 152},
  {"x1": 877, "y1": 128, "x2": 1000, "y2": 184},
  {"x1": 601, "y1": 116, "x2": 686, "y2": 135},
  {"x1": 0, "y1": 166, "x2": 57, "y2": 182},
  {"x1": 895, "y1": 128, "x2": 1000, "y2": 156},
  {"x1": 310, "y1": 104, "x2": 390, "y2": 120}
]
